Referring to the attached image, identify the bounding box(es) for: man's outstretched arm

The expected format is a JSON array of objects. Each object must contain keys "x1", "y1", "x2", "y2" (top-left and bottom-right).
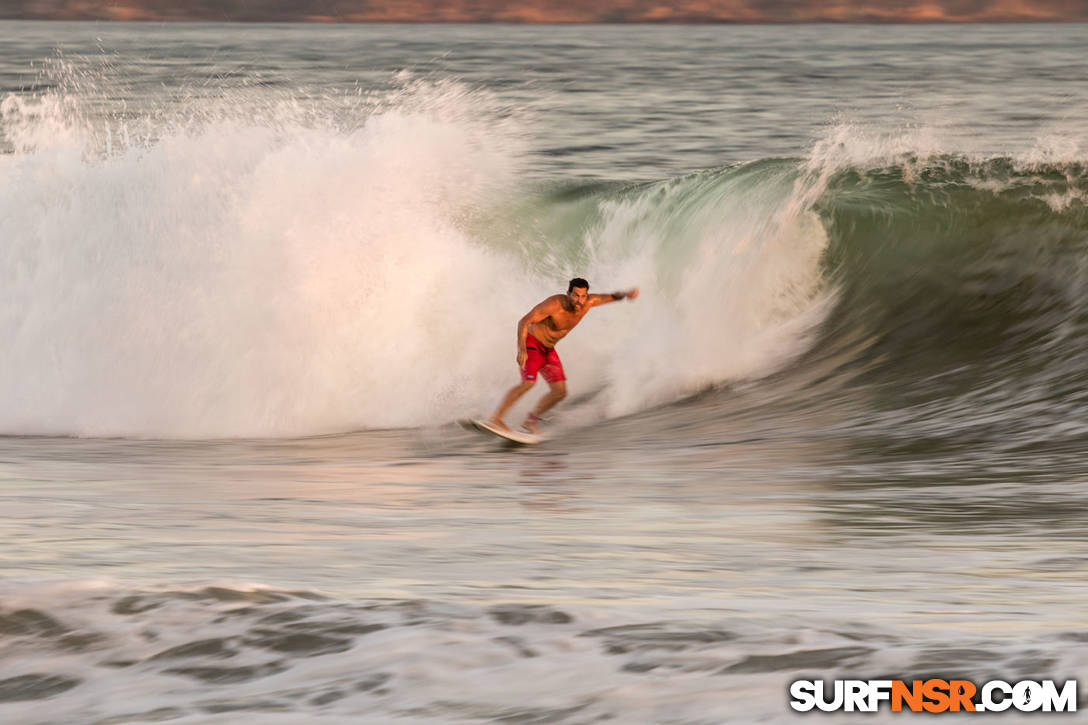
[{"x1": 589, "y1": 287, "x2": 640, "y2": 307}]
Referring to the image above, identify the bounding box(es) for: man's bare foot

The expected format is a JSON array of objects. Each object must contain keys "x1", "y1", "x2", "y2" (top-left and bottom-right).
[
  {"x1": 521, "y1": 413, "x2": 541, "y2": 434},
  {"x1": 487, "y1": 418, "x2": 512, "y2": 433}
]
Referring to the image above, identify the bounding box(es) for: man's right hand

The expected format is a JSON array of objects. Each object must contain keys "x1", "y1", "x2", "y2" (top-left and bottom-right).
[{"x1": 517, "y1": 349, "x2": 527, "y2": 369}]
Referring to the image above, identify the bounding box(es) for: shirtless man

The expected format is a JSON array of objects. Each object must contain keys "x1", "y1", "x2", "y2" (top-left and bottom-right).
[{"x1": 489, "y1": 278, "x2": 639, "y2": 434}]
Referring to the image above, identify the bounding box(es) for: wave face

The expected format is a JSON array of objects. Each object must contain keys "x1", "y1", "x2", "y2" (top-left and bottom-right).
[
  {"x1": 809, "y1": 155, "x2": 1088, "y2": 450},
  {"x1": 3, "y1": 76, "x2": 1088, "y2": 439}
]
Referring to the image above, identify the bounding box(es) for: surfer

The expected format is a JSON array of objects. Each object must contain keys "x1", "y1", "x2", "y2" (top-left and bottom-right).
[{"x1": 489, "y1": 278, "x2": 639, "y2": 434}]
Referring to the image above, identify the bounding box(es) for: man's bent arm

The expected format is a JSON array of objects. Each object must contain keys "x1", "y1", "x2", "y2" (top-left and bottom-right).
[{"x1": 516, "y1": 298, "x2": 558, "y2": 362}]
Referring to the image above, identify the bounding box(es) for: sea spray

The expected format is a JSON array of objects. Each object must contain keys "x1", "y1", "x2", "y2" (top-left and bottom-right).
[
  {"x1": 0, "y1": 80, "x2": 536, "y2": 436},
  {"x1": 552, "y1": 164, "x2": 832, "y2": 421},
  {"x1": 0, "y1": 78, "x2": 835, "y2": 438}
]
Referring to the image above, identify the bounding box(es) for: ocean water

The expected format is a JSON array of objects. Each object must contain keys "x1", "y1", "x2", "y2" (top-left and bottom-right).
[{"x1": 2, "y1": 20, "x2": 1088, "y2": 723}]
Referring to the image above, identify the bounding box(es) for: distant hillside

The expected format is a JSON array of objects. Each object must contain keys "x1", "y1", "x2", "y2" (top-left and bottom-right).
[{"x1": 4, "y1": 0, "x2": 1088, "y2": 22}]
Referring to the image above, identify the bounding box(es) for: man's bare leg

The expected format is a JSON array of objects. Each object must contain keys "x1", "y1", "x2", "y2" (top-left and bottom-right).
[
  {"x1": 523, "y1": 381, "x2": 566, "y2": 433},
  {"x1": 489, "y1": 379, "x2": 536, "y2": 432}
]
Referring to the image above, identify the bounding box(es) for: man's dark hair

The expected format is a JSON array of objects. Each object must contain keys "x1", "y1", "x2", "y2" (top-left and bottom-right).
[{"x1": 568, "y1": 277, "x2": 589, "y2": 293}]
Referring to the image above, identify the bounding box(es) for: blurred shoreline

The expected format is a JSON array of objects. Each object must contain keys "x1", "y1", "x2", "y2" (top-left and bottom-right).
[{"x1": 4, "y1": 0, "x2": 1088, "y2": 24}]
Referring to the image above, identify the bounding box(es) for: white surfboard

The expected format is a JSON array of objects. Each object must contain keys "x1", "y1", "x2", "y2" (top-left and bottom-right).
[{"x1": 468, "y1": 419, "x2": 545, "y2": 445}]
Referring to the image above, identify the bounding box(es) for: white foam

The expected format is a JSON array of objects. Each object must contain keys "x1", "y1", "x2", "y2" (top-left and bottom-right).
[
  {"x1": 557, "y1": 165, "x2": 834, "y2": 423},
  {"x1": 0, "y1": 80, "x2": 548, "y2": 437},
  {"x1": 3, "y1": 580, "x2": 1083, "y2": 725}
]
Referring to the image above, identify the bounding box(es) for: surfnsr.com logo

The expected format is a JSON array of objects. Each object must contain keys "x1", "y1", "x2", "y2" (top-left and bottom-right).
[{"x1": 790, "y1": 679, "x2": 1078, "y2": 713}]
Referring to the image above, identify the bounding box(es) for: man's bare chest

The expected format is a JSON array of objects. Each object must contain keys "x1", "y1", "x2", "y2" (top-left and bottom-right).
[{"x1": 544, "y1": 309, "x2": 588, "y2": 333}]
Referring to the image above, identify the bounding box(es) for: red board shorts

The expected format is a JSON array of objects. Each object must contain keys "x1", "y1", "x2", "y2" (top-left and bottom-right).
[{"x1": 521, "y1": 334, "x2": 566, "y2": 383}]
